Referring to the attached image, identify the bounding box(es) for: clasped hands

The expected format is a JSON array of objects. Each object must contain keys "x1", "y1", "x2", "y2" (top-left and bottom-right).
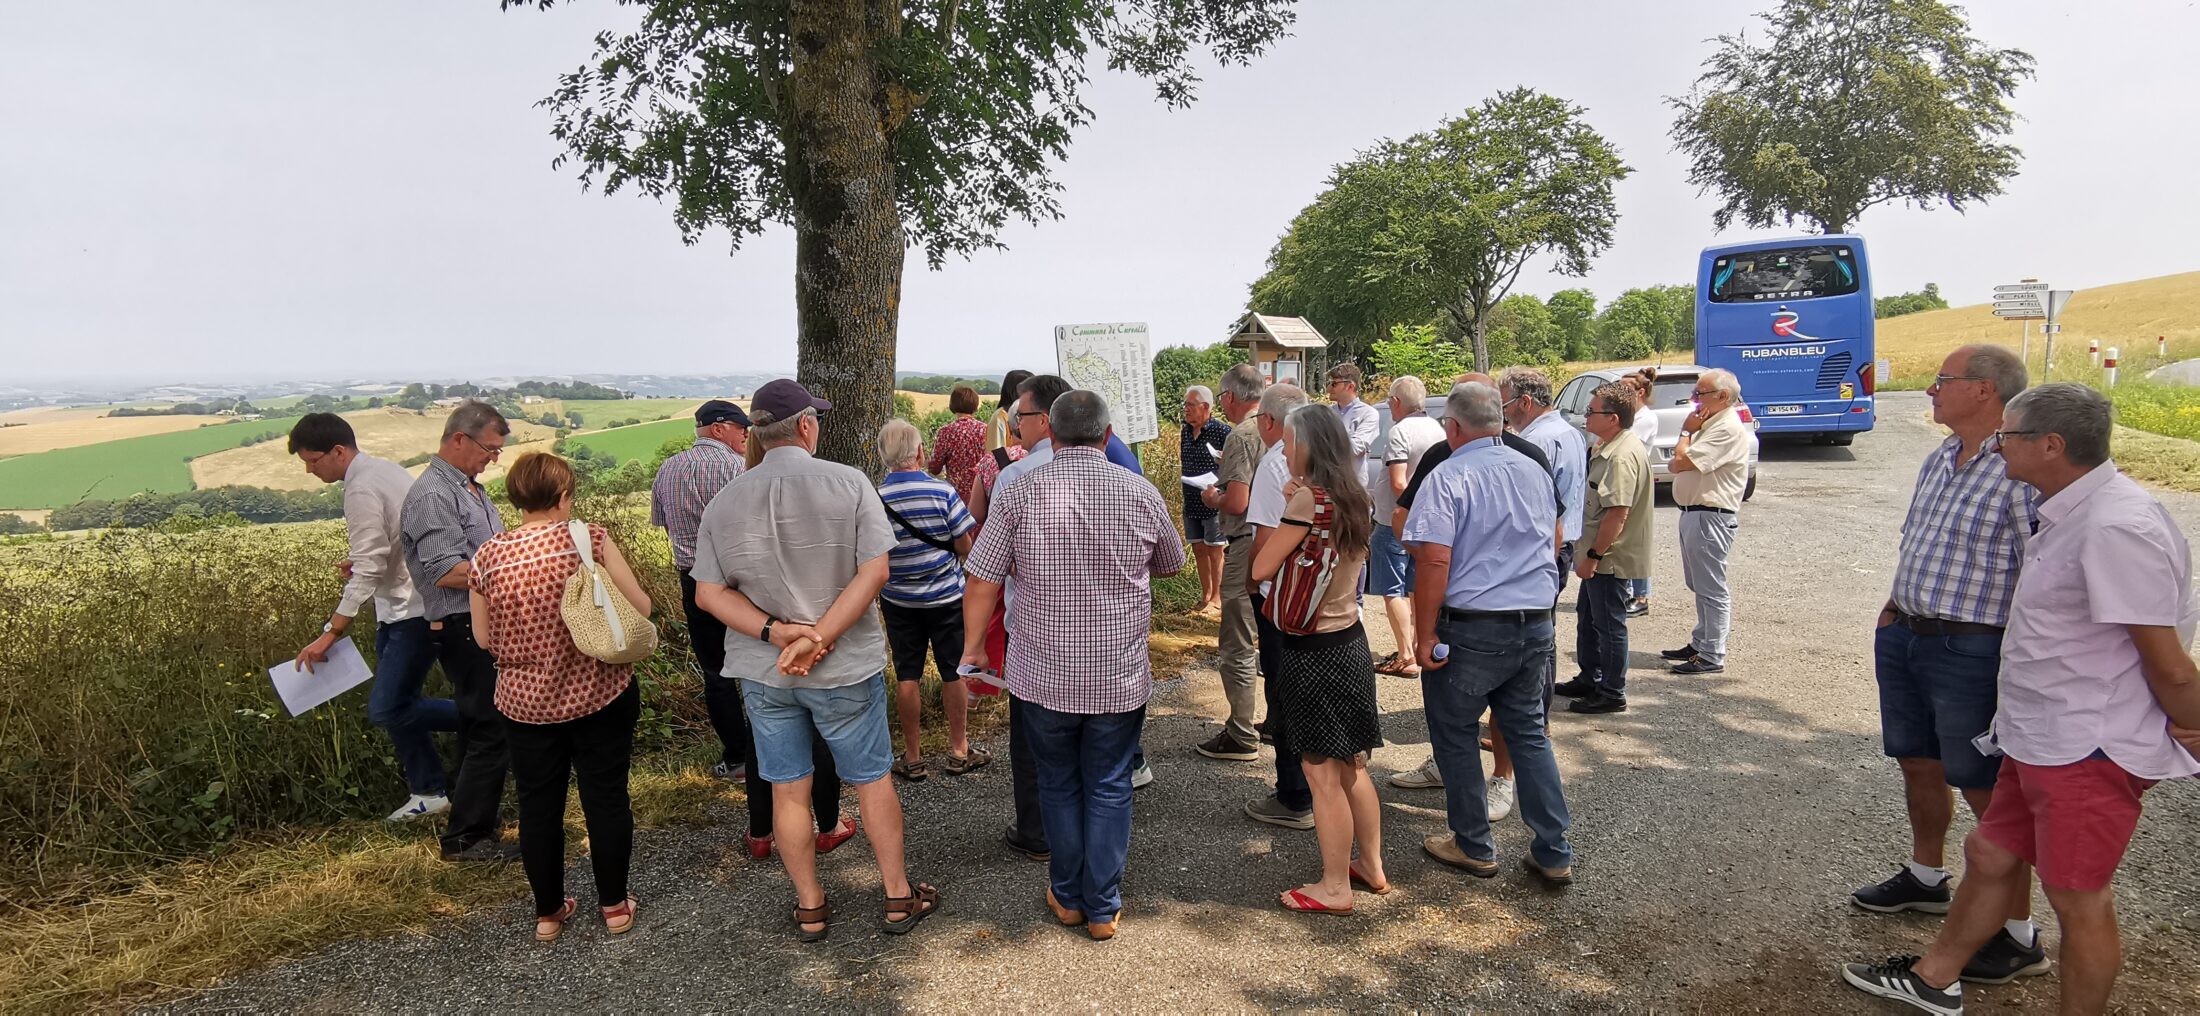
[{"x1": 770, "y1": 622, "x2": 833, "y2": 676}]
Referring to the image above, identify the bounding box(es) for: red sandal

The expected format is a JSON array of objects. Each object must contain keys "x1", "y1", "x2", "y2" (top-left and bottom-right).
[
  {"x1": 602, "y1": 895, "x2": 637, "y2": 935},
  {"x1": 1279, "y1": 888, "x2": 1353, "y2": 916},
  {"x1": 1348, "y1": 864, "x2": 1393, "y2": 895},
  {"x1": 534, "y1": 897, "x2": 578, "y2": 943}
]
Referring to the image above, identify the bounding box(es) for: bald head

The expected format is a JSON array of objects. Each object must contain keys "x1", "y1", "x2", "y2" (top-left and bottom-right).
[{"x1": 1457, "y1": 371, "x2": 1494, "y2": 387}]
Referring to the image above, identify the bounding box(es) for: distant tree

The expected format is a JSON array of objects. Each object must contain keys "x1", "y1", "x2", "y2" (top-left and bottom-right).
[
  {"x1": 1150, "y1": 341, "x2": 1251, "y2": 424},
  {"x1": 1667, "y1": 0, "x2": 2033, "y2": 234},
  {"x1": 565, "y1": 410, "x2": 584, "y2": 429},
  {"x1": 1484, "y1": 294, "x2": 1565, "y2": 367},
  {"x1": 513, "y1": 0, "x2": 1297, "y2": 473},
  {"x1": 1597, "y1": 289, "x2": 1676, "y2": 361},
  {"x1": 427, "y1": 384, "x2": 445, "y2": 400},
  {"x1": 538, "y1": 413, "x2": 561, "y2": 428},
  {"x1": 1606, "y1": 326, "x2": 1656, "y2": 361},
  {"x1": 1546, "y1": 288, "x2": 1599, "y2": 362},
  {"x1": 1876, "y1": 282, "x2": 1950, "y2": 318},
  {"x1": 1369, "y1": 323, "x2": 1469, "y2": 386},
  {"x1": 1250, "y1": 89, "x2": 1630, "y2": 371},
  {"x1": 0, "y1": 513, "x2": 42, "y2": 535}
]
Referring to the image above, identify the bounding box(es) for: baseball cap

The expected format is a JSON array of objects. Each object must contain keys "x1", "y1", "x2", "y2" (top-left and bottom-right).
[
  {"x1": 750, "y1": 378, "x2": 833, "y2": 422},
  {"x1": 694, "y1": 400, "x2": 751, "y2": 428}
]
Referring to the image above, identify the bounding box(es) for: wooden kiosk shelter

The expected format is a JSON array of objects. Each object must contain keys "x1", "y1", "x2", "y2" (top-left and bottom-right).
[{"x1": 1228, "y1": 313, "x2": 1330, "y2": 388}]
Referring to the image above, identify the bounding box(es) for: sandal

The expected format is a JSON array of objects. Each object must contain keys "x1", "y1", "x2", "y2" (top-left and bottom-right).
[
  {"x1": 944, "y1": 745, "x2": 993, "y2": 776},
  {"x1": 892, "y1": 757, "x2": 930, "y2": 782},
  {"x1": 602, "y1": 895, "x2": 637, "y2": 935},
  {"x1": 535, "y1": 897, "x2": 578, "y2": 943},
  {"x1": 880, "y1": 882, "x2": 942, "y2": 935},
  {"x1": 1348, "y1": 864, "x2": 1393, "y2": 895},
  {"x1": 793, "y1": 896, "x2": 832, "y2": 943},
  {"x1": 1373, "y1": 651, "x2": 1406, "y2": 675},
  {"x1": 1279, "y1": 888, "x2": 1353, "y2": 916}
]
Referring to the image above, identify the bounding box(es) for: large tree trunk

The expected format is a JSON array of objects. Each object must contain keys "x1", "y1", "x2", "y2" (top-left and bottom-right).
[{"x1": 785, "y1": 0, "x2": 905, "y2": 475}]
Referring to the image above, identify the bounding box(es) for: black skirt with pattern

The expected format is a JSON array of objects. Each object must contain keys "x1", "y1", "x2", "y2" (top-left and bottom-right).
[{"x1": 1277, "y1": 621, "x2": 1383, "y2": 761}]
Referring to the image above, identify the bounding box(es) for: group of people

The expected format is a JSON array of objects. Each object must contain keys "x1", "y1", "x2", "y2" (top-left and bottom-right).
[{"x1": 288, "y1": 347, "x2": 2200, "y2": 1012}]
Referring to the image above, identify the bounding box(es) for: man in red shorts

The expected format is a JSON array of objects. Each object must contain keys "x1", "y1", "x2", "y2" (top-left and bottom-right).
[{"x1": 1840, "y1": 383, "x2": 2200, "y2": 1015}]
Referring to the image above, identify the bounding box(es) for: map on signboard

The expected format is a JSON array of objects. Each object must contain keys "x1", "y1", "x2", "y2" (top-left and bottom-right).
[{"x1": 1053, "y1": 322, "x2": 1158, "y2": 444}]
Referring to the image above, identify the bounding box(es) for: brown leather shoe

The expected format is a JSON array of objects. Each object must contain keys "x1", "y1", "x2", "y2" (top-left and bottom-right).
[
  {"x1": 1087, "y1": 913, "x2": 1120, "y2": 941},
  {"x1": 1423, "y1": 833, "x2": 1499, "y2": 878},
  {"x1": 1046, "y1": 889, "x2": 1085, "y2": 927},
  {"x1": 1522, "y1": 855, "x2": 1574, "y2": 886}
]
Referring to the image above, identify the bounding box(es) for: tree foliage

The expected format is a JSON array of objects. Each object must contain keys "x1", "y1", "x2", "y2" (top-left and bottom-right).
[
  {"x1": 1545, "y1": 288, "x2": 1599, "y2": 362},
  {"x1": 1483, "y1": 294, "x2": 1565, "y2": 367},
  {"x1": 1249, "y1": 88, "x2": 1629, "y2": 372},
  {"x1": 1369, "y1": 324, "x2": 1468, "y2": 386},
  {"x1": 1667, "y1": 0, "x2": 2033, "y2": 234},
  {"x1": 1595, "y1": 285, "x2": 1696, "y2": 359},
  {"x1": 1876, "y1": 282, "x2": 1948, "y2": 318},
  {"x1": 1150, "y1": 341, "x2": 1250, "y2": 424}
]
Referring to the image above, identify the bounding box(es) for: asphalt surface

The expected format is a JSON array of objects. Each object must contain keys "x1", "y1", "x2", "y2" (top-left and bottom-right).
[{"x1": 161, "y1": 392, "x2": 2200, "y2": 1014}]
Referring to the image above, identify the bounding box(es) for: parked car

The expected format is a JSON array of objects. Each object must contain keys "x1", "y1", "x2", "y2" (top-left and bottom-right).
[{"x1": 1554, "y1": 364, "x2": 1759, "y2": 501}]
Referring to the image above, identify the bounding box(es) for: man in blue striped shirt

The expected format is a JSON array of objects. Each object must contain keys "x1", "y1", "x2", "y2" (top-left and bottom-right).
[{"x1": 877, "y1": 419, "x2": 983, "y2": 782}]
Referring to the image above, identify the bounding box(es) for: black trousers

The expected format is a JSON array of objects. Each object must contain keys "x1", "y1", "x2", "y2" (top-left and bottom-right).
[
  {"x1": 1002, "y1": 632, "x2": 1049, "y2": 848},
  {"x1": 508, "y1": 681, "x2": 640, "y2": 916},
  {"x1": 433, "y1": 615, "x2": 510, "y2": 854},
  {"x1": 744, "y1": 716, "x2": 842, "y2": 840},
  {"x1": 679, "y1": 571, "x2": 750, "y2": 768},
  {"x1": 1251, "y1": 592, "x2": 1312, "y2": 811}
]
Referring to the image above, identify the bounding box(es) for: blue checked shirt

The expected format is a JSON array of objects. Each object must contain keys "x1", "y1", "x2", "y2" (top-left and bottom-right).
[{"x1": 1891, "y1": 435, "x2": 2038, "y2": 626}]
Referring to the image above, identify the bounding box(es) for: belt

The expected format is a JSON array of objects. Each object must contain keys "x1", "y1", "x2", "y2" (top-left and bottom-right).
[
  {"x1": 1895, "y1": 612, "x2": 2004, "y2": 637},
  {"x1": 1227, "y1": 532, "x2": 1253, "y2": 543},
  {"x1": 1440, "y1": 606, "x2": 1551, "y2": 625},
  {"x1": 1681, "y1": 504, "x2": 1735, "y2": 514}
]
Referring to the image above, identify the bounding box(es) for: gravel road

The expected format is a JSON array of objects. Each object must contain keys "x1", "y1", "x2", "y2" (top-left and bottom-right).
[{"x1": 162, "y1": 391, "x2": 2200, "y2": 1014}]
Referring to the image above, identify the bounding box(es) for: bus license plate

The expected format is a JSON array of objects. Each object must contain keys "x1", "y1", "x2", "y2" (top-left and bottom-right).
[{"x1": 1762, "y1": 404, "x2": 1803, "y2": 415}]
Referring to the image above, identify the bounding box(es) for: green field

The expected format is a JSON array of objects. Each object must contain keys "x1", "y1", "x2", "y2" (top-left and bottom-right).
[
  {"x1": 0, "y1": 421, "x2": 288, "y2": 509},
  {"x1": 560, "y1": 398, "x2": 709, "y2": 427},
  {"x1": 566, "y1": 417, "x2": 694, "y2": 463}
]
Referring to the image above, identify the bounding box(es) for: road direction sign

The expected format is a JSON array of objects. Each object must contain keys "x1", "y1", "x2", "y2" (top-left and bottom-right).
[
  {"x1": 1994, "y1": 307, "x2": 2045, "y2": 319},
  {"x1": 1994, "y1": 283, "x2": 2050, "y2": 294}
]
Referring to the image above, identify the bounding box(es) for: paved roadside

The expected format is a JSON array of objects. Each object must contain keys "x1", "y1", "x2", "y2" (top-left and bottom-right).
[{"x1": 161, "y1": 393, "x2": 2200, "y2": 1014}]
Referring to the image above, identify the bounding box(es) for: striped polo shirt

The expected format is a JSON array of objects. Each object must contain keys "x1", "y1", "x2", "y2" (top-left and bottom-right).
[{"x1": 879, "y1": 470, "x2": 977, "y2": 608}]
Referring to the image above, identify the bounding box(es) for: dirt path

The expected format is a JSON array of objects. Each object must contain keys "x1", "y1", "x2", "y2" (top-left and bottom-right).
[{"x1": 162, "y1": 392, "x2": 2200, "y2": 1014}]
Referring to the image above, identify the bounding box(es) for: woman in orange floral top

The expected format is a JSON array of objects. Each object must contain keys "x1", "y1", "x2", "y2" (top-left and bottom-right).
[{"x1": 469, "y1": 452, "x2": 653, "y2": 943}]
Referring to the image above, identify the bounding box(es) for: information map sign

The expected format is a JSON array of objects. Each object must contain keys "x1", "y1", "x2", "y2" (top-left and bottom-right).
[{"x1": 1053, "y1": 322, "x2": 1159, "y2": 444}]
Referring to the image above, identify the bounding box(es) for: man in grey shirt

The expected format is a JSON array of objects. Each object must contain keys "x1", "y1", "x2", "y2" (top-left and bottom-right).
[
  {"x1": 399, "y1": 400, "x2": 515, "y2": 862},
  {"x1": 691, "y1": 379, "x2": 939, "y2": 940}
]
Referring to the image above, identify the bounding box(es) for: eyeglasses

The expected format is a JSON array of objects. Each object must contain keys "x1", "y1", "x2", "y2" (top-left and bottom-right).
[
  {"x1": 1013, "y1": 408, "x2": 1048, "y2": 424},
  {"x1": 1690, "y1": 388, "x2": 1720, "y2": 399},
  {"x1": 1931, "y1": 374, "x2": 1986, "y2": 387},
  {"x1": 460, "y1": 432, "x2": 504, "y2": 459},
  {"x1": 1985, "y1": 429, "x2": 2038, "y2": 453},
  {"x1": 1584, "y1": 410, "x2": 1619, "y2": 418}
]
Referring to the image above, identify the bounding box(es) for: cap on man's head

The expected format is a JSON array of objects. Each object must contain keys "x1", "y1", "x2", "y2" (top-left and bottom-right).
[
  {"x1": 749, "y1": 378, "x2": 834, "y2": 422},
  {"x1": 694, "y1": 399, "x2": 752, "y2": 428}
]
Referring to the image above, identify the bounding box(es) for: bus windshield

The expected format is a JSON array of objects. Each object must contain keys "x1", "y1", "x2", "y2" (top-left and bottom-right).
[{"x1": 1707, "y1": 245, "x2": 1860, "y2": 303}]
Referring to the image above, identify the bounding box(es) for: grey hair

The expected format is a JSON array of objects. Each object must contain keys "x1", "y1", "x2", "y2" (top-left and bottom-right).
[
  {"x1": 877, "y1": 417, "x2": 923, "y2": 468},
  {"x1": 751, "y1": 406, "x2": 816, "y2": 449},
  {"x1": 1050, "y1": 390, "x2": 1110, "y2": 446},
  {"x1": 442, "y1": 400, "x2": 509, "y2": 440},
  {"x1": 1701, "y1": 368, "x2": 1742, "y2": 400},
  {"x1": 1961, "y1": 344, "x2": 2029, "y2": 405},
  {"x1": 1219, "y1": 362, "x2": 1264, "y2": 403},
  {"x1": 1258, "y1": 382, "x2": 1309, "y2": 423},
  {"x1": 1496, "y1": 366, "x2": 1553, "y2": 407},
  {"x1": 1445, "y1": 382, "x2": 1504, "y2": 432},
  {"x1": 1388, "y1": 375, "x2": 1428, "y2": 414},
  {"x1": 2007, "y1": 382, "x2": 2112, "y2": 468},
  {"x1": 1184, "y1": 385, "x2": 1214, "y2": 406}
]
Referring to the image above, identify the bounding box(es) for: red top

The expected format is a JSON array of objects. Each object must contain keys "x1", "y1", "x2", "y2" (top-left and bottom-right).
[
  {"x1": 927, "y1": 415, "x2": 988, "y2": 507},
  {"x1": 469, "y1": 522, "x2": 635, "y2": 725}
]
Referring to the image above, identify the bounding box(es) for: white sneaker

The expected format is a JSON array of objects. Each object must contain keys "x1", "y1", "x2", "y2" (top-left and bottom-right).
[
  {"x1": 1485, "y1": 776, "x2": 1516, "y2": 822},
  {"x1": 387, "y1": 793, "x2": 451, "y2": 822},
  {"x1": 1389, "y1": 757, "x2": 1445, "y2": 789},
  {"x1": 1130, "y1": 762, "x2": 1155, "y2": 789}
]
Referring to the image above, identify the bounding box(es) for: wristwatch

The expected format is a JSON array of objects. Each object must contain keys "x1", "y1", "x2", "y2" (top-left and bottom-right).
[
  {"x1": 322, "y1": 621, "x2": 338, "y2": 635},
  {"x1": 760, "y1": 617, "x2": 777, "y2": 644},
  {"x1": 1585, "y1": 548, "x2": 1606, "y2": 561}
]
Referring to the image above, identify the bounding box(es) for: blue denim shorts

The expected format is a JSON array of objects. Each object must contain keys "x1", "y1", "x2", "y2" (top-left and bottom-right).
[
  {"x1": 740, "y1": 672, "x2": 894, "y2": 785},
  {"x1": 1874, "y1": 623, "x2": 2002, "y2": 789},
  {"x1": 1183, "y1": 512, "x2": 1227, "y2": 546},
  {"x1": 1364, "y1": 523, "x2": 1415, "y2": 597}
]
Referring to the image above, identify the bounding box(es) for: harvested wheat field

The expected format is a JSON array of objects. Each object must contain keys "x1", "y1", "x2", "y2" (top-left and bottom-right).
[
  {"x1": 0, "y1": 410, "x2": 216, "y2": 457},
  {"x1": 189, "y1": 408, "x2": 554, "y2": 491},
  {"x1": 1876, "y1": 270, "x2": 2200, "y2": 386}
]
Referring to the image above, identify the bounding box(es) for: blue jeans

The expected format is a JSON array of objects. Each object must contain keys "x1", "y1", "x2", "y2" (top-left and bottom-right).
[
  {"x1": 1627, "y1": 578, "x2": 1650, "y2": 599},
  {"x1": 1023, "y1": 701, "x2": 1146, "y2": 921},
  {"x1": 1573, "y1": 573, "x2": 1631, "y2": 699},
  {"x1": 369, "y1": 617, "x2": 457, "y2": 795},
  {"x1": 1425, "y1": 613, "x2": 1573, "y2": 869},
  {"x1": 740, "y1": 673, "x2": 895, "y2": 785}
]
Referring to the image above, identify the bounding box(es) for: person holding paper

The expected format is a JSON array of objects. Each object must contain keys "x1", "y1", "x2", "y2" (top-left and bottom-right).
[
  {"x1": 1178, "y1": 385, "x2": 1233, "y2": 616},
  {"x1": 288, "y1": 413, "x2": 456, "y2": 823}
]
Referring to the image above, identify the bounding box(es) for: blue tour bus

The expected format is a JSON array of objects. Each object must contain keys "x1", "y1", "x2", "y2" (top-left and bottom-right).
[{"x1": 1695, "y1": 235, "x2": 1876, "y2": 445}]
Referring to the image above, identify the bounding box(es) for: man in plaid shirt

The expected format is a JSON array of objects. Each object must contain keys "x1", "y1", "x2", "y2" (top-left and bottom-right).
[
  {"x1": 1852, "y1": 345, "x2": 2048, "y2": 985},
  {"x1": 962, "y1": 389, "x2": 1185, "y2": 940},
  {"x1": 651, "y1": 400, "x2": 754, "y2": 781}
]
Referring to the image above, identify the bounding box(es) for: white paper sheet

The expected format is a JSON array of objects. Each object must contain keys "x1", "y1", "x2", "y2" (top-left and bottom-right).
[
  {"x1": 1180, "y1": 471, "x2": 1219, "y2": 490},
  {"x1": 267, "y1": 637, "x2": 375, "y2": 717}
]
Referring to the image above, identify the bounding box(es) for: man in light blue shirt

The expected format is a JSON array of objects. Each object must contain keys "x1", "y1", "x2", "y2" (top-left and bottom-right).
[
  {"x1": 1402, "y1": 382, "x2": 1575, "y2": 886},
  {"x1": 1327, "y1": 363, "x2": 1380, "y2": 487},
  {"x1": 1502, "y1": 367, "x2": 1586, "y2": 590}
]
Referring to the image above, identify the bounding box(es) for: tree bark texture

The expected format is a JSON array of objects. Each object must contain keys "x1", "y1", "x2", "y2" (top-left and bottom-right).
[{"x1": 785, "y1": 0, "x2": 905, "y2": 475}]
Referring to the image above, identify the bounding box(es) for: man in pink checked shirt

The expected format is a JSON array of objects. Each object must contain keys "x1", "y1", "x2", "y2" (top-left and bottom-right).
[{"x1": 1841, "y1": 383, "x2": 2200, "y2": 1016}]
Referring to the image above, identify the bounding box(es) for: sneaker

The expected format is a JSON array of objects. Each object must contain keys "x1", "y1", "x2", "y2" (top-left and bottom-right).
[
  {"x1": 441, "y1": 838, "x2": 522, "y2": 863},
  {"x1": 1130, "y1": 762, "x2": 1155, "y2": 789},
  {"x1": 387, "y1": 792, "x2": 451, "y2": 822},
  {"x1": 1839, "y1": 955, "x2": 1963, "y2": 1015},
  {"x1": 710, "y1": 761, "x2": 747, "y2": 782},
  {"x1": 1960, "y1": 929, "x2": 2051, "y2": 985},
  {"x1": 1626, "y1": 598, "x2": 1649, "y2": 617},
  {"x1": 1567, "y1": 694, "x2": 1628, "y2": 714},
  {"x1": 1659, "y1": 644, "x2": 1698, "y2": 661},
  {"x1": 1851, "y1": 868, "x2": 1953, "y2": 914},
  {"x1": 1670, "y1": 655, "x2": 1725, "y2": 675},
  {"x1": 1389, "y1": 757, "x2": 1445, "y2": 790},
  {"x1": 1243, "y1": 795, "x2": 1315, "y2": 830},
  {"x1": 1484, "y1": 776, "x2": 1516, "y2": 821},
  {"x1": 1552, "y1": 678, "x2": 1596, "y2": 698},
  {"x1": 1194, "y1": 731, "x2": 1260, "y2": 762}
]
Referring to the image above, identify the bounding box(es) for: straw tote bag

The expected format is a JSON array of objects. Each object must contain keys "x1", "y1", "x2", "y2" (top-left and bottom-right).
[{"x1": 561, "y1": 520, "x2": 658, "y2": 664}]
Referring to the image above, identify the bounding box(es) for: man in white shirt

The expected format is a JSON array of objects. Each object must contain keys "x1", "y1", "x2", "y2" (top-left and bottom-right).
[
  {"x1": 288, "y1": 413, "x2": 456, "y2": 822},
  {"x1": 1242, "y1": 383, "x2": 1316, "y2": 831},
  {"x1": 1665, "y1": 369, "x2": 1751, "y2": 675},
  {"x1": 1371, "y1": 376, "x2": 1447, "y2": 676}
]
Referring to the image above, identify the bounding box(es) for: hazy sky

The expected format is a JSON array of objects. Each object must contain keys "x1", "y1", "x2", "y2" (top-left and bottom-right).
[{"x1": 4, "y1": 1, "x2": 2195, "y2": 384}]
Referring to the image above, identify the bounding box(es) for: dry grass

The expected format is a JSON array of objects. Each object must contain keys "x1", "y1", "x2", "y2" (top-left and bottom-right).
[
  {"x1": 1875, "y1": 270, "x2": 2200, "y2": 388},
  {"x1": 899, "y1": 390, "x2": 952, "y2": 414},
  {"x1": 1, "y1": 509, "x2": 49, "y2": 528},
  {"x1": 0, "y1": 413, "x2": 216, "y2": 456},
  {"x1": 2110, "y1": 425, "x2": 2200, "y2": 495},
  {"x1": 188, "y1": 408, "x2": 555, "y2": 491}
]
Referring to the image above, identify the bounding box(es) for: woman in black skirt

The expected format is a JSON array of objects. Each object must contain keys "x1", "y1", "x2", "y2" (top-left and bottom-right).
[{"x1": 1253, "y1": 404, "x2": 1386, "y2": 914}]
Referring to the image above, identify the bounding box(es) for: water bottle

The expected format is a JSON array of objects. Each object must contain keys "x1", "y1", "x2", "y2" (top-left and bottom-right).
[{"x1": 1430, "y1": 644, "x2": 1450, "y2": 662}]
